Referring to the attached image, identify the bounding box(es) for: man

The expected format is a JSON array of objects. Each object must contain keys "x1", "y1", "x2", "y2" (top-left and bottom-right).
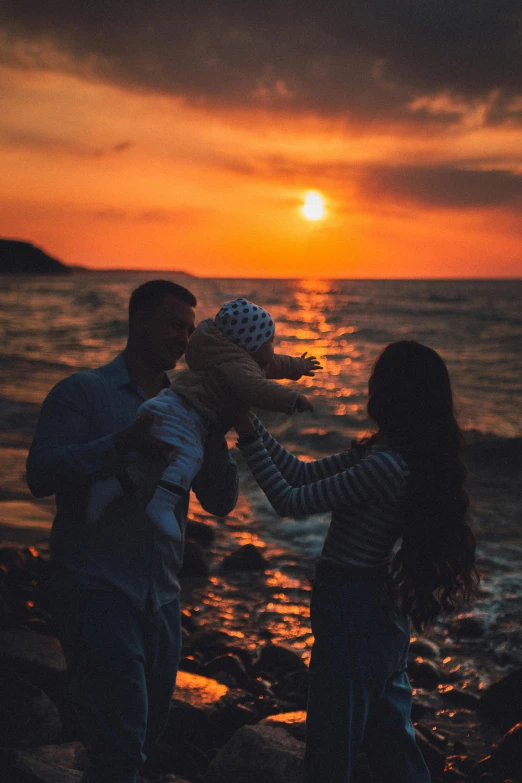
[{"x1": 26, "y1": 280, "x2": 239, "y2": 783}]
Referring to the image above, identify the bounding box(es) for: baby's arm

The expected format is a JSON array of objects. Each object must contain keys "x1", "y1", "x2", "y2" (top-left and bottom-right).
[
  {"x1": 265, "y1": 353, "x2": 322, "y2": 381},
  {"x1": 219, "y1": 362, "x2": 306, "y2": 414}
]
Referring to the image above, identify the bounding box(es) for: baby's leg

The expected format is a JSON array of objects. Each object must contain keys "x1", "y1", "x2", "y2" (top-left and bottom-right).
[
  {"x1": 85, "y1": 476, "x2": 123, "y2": 524},
  {"x1": 145, "y1": 482, "x2": 184, "y2": 539}
]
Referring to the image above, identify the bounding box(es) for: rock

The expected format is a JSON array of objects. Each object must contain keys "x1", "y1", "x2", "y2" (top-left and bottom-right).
[
  {"x1": 439, "y1": 686, "x2": 481, "y2": 710},
  {"x1": 221, "y1": 544, "x2": 268, "y2": 572},
  {"x1": 272, "y1": 670, "x2": 310, "y2": 709},
  {"x1": 260, "y1": 710, "x2": 307, "y2": 742},
  {"x1": 448, "y1": 615, "x2": 485, "y2": 639},
  {"x1": 20, "y1": 742, "x2": 85, "y2": 770},
  {"x1": 0, "y1": 666, "x2": 62, "y2": 747},
  {"x1": 1, "y1": 750, "x2": 82, "y2": 782},
  {"x1": 185, "y1": 520, "x2": 215, "y2": 547},
  {"x1": 494, "y1": 722, "x2": 522, "y2": 781},
  {"x1": 407, "y1": 657, "x2": 448, "y2": 689},
  {"x1": 0, "y1": 627, "x2": 66, "y2": 699},
  {"x1": 164, "y1": 671, "x2": 251, "y2": 778},
  {"x1": 254, "y1": 643, "x2": 308, "y2": 680},
  {"x1": 205, "y1": 724, "x2": 304, "y2": 783},
  {"x1": 480, "y1": 668, "x2": 522, "y2": 730},
  {"x1": 178, "y1": 541, "x2": 209, "y2": 578},
  {"x1": 203, "y1": 654, "x2": 251, "y2": 689},
  {"x1": 409, "y1": 638, "x2": 441, "y2": 661}
]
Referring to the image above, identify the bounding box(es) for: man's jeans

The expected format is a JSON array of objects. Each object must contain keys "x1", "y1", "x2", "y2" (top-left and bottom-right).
[
  {"x1": 304, "y1": 569, "x2": 431, "y2": 783},
  {"x1": 51, "y1": 586, "x2": 181, "y2": 783}
]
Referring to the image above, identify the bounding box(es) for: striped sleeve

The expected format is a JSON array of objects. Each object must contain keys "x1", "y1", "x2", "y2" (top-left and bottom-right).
[
  {"x1": 253, "y1": 417, "x2": 355, "y2": 488},
  {"x1": 238, "y1": 433, "x2": 407, "y2": 518}
]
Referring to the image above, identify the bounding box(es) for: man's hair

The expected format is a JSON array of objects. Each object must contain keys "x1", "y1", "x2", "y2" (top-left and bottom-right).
[{"x1": 128, "y1": 280, "x2": 197, "y2": 325}]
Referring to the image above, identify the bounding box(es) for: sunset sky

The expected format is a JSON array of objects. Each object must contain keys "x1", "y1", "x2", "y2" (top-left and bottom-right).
[{"x1": 1, "y1": 1, "x2": 521, "y2": 278}]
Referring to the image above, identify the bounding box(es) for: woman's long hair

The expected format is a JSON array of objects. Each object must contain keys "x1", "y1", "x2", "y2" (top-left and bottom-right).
[{"x1": 367, "y1": 341, "x2": 479, "y2": 632}]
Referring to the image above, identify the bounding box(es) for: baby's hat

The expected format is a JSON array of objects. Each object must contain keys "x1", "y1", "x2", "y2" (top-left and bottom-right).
[{"x1": 214, "y1": 298, "x2": 275, "y2": 352}]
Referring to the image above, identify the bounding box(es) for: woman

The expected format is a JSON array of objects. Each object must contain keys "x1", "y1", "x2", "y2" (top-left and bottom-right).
[{"x1": 234, "y1": 341, "x2": 478, "y2": 783}]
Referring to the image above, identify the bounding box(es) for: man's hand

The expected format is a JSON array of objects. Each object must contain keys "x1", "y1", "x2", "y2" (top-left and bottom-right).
[
  {"x1": 301, "y1": 352, "x2": 323, "y2": 376},
  {"x1": 114, "y1": 414, "x2": 174, "y2": 458},
  {"x1": 295, "y1": 394, "x2": 314, "y2": 413}
]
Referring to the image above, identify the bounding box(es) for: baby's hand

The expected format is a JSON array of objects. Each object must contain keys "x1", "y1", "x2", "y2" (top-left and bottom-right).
[
  {"x1": 301, "y1": 352, "x2": 323, "y2": 376},
  {"x1": 295, "y1": 394, "x2": 314, "y2": 413}
]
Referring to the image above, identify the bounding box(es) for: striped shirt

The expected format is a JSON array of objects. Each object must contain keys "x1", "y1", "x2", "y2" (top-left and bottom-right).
[{"x1": 237, "y1": 419, "x2": 411, "y2": 569}]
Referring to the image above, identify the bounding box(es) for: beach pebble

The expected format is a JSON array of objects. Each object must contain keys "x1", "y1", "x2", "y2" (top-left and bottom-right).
[
  {"x1": 480, "y1": 668, "x2": 522, "y2": 730},
  {"x1": 18, "y1": 741, "x2": 85, "y2": 770},
  {"x1": 0, "y1": 626, "x2": 66, "y2": 699},
  {"x1": 0, "y1": 666, "x2": 62, "y2": 748},
  {"x1": 221, "y1": 543, "x2": 268, "y2": 572},
  {"x1": 407, "y1": 657, "x2": 448, "y2": 689},
  {"x1": 206, "y1": 724, "x2": 304, "y2": 783}
]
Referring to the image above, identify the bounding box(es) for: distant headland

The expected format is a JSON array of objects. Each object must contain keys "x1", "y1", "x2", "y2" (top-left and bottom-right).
[
  {"x1": 0, "y1": 239, "x2": 71, "y2": 275},
  {"x1": 0, "y1": 238, "x2": 195, "y2": 277}
]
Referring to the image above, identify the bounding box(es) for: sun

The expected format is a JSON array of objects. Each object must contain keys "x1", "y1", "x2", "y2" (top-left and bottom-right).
[{"x1": 301, "y1": 191, "x2": 325, "y2": 221}]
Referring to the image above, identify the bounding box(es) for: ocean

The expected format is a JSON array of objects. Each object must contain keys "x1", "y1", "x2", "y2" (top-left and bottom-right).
[{"x1": 1, "y1": 274, "x2": 522, "y2": 707}]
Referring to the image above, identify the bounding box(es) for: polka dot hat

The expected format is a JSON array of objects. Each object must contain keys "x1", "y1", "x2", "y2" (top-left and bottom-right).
[{"x1": 214, "y1": 298, "x2": 275, "y2": 352}]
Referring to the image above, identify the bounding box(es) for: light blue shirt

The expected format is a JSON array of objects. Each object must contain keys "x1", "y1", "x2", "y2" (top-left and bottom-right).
[{"x1": 26, "y1": 353, "x2": 239, "y2": 611}]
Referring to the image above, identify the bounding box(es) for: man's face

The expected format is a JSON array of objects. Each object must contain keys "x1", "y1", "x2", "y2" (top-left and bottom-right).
[{"x1": 136, "y1": 294, "x2": 196, "y2": 371}]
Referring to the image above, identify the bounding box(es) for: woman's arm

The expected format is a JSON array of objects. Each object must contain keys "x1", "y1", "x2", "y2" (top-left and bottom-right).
[
  {"x1": 237, "y1": 431, "x2": 407, "y2": 518},
  {"x1": 252, "y1": 416, "x2": 357, "y2": 486}
]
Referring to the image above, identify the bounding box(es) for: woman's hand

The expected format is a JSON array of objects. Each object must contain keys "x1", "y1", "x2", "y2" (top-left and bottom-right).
[
  {"x1": 233, "y1": 408, "x2": 256, "y2": 438},
  {"x1": 301, "y1": 352, "x2": 323, "y2": 376}
]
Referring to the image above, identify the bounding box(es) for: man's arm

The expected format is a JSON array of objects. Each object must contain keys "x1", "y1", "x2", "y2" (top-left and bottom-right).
[
  {"x1": 26, "y1": 374, "x2": 125, "y2": 498},
  {"x1": 191, "y1": 426, "x2": 239, "y2": 517}
]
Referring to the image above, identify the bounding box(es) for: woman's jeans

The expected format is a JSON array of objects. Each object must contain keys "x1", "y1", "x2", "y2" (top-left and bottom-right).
[
  {"x1": 51, "y1": 586, "x2": 181, "y2": 783},
  {"x1": 304, "y1": 567, "x2": 431, "y2": 783}
]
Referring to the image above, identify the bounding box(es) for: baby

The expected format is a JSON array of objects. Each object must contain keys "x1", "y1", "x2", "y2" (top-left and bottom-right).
[{"x1": 86, "y1": 298, "x2": 321, "y2": 536}]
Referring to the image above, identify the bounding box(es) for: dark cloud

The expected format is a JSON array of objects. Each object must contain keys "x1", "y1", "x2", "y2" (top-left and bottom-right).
[
  {"x1": 360, "y1": 165, "x2": 522, "y2": 208},
  {"x1": 93, "y1": 207, "x2": 211, "y2": 223},
  {"x1": 0, "y1": 1, "x2": 520, "y2": 126},
  {"x1": 0, "y1": 128, "x2": 133, "y2": 157}
]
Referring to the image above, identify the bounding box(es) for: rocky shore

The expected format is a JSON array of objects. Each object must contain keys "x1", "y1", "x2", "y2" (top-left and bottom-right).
[{"x1": 1, "y1": 518, "x2": 522, "y2": 783}]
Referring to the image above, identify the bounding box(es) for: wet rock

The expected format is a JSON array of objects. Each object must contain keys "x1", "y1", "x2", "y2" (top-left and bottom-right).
[
  {"x1": 469, "y1": 754, "x2": 497, "y2": 781},
  {"x1": 448, "y1": 615, "x2": 486, "y2": 639},
  {"x1": 272, "y1": 670, "x2": 310, "y2": 709},
  {"x1": 179, "y1": 541, "x2": 209, "y2": 578},
  {"x1": 19, "y1": 742, "x2": 85, "y2": 770},
  {"x1": 1, "y1": 750, "x2": 82, "y2": 782},
  {"x1": 407, "y1": 657, "x2": 448, "y2": 689},
  {"x1": 221, "y1": 543, "x2": 268, "y2": 572},
  {"x1": 0, "y1": 666, "x2": 62, "y2": 747},
  {"x1": 439, "y1": 686, "x2": 481, "y2": 710},
  {"x1": 165, "y1": 671, "x2": 252, "y2": 778},
  {"x1": 0, "y1": 627, "x2": 66, "y2": 699},
  {"x1": 409, "y1": 638, "x2": 442, "y2": 661},
  {"x1": 185, "y1": 520, "x2": 215, "y2": 547},
  {"x1": 494, "y1": 722, "x2": 522, "y2": 781},
  {"x1": 203, "y1": 654, "x2": 251, "y2": 689},
  {"x1": 480, "y1": 668, "x2": 522, "y2": 730},
  {"x1": 254, "y1": 642, "x2": 308, "y2": 680},
  {"x1": 206, "y1": 724, "x2": 304, "y2": 783},
  {"x1": 260, "y1": 710, "x2": 307, "y2": 742}
]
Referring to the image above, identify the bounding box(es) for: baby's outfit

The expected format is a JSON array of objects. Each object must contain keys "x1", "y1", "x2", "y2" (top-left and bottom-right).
[{"x1": 86, "y1": 299, "x2": 311, "y2": 537}]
